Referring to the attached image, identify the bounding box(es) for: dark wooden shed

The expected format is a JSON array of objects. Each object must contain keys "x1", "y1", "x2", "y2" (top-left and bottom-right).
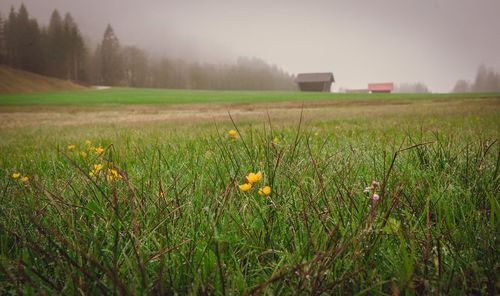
[{"x1": 295, "y1": 72, "x2": 334, "y2": 92}]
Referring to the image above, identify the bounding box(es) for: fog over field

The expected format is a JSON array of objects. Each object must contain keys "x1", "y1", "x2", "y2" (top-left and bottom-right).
[{"x1": 1, "y1": 0, "x2": 499, "y2": 92}]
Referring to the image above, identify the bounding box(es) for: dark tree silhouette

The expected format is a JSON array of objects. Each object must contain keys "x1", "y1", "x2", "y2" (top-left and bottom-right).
[
  {"x1": 98, "y1": 24, "x2": 122, "y2": 85},
  {"x1": 1, "y1": 3, "x2": 296, "y2": 90}
]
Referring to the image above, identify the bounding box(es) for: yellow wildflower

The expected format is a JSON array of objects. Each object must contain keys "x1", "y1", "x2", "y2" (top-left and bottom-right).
[
  {"x1": 246, "y1": 171, "x2": 262, "y2": 184},
  {"x1": 94, "y1": 164, "x2": 103, "y2": 171},
  {"x1": 67, "y1": 144, "x2": 76, "y2": 150},
  {"x1": 89, "y1": 171, "x2": 95, "y2": 177},
  {"x1": 20, "y1": 176, "x2": 29, "y2": 183},
  {"x1": 239, "y1": 183, "x2": 252, "y2": 192},
  {"x1": 272, "y1": 137, "x2": 279, "y2": 144},
  {"x1": 95, "y1": 146, "x2": 104, "y2": 154},
  {"x1": 108, "y1": 168, "x2": 121, "y2": 178},
  {"x1": 85, "y1": 140, "x2": 92, "y2": 145},
  {"x1": 228, "y1": 129, "x2": 238, "y2": 138},
  {"x1": 79, "y1": 151, "x2": 87, "y2": 158},
  {"x1": 258, "y1": 186, "x2": 271, "y2": 196},
  {"x1": 12, "y1": 172, "x2": 21, "y2": 179}
]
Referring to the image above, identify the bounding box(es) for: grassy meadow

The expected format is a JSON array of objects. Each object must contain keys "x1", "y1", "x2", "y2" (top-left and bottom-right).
[
  {"x1": 0, "y1": 89, "x2": 499, "y2": 294},
  {"x1": 1, "y1": 87, "x2": 499, "y2": 105}
]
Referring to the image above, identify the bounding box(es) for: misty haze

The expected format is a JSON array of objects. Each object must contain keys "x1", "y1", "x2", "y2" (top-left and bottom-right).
[
  {"x1": 0, "y1": 1, "x2": 499, "y2": 295},
  {"x1": 1, "y1": 0, "x2": 500, "y2": 92}
]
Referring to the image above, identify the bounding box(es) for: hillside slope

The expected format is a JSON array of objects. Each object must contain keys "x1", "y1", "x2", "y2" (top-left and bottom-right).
[{"x1": 0, "y1": 65, "x2": 85, "y2": 93}]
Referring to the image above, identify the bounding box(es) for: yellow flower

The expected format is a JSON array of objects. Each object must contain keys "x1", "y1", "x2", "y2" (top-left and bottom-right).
[
  {"x1": 228, "y1": 129, "x2": 238, "y2": 138},
  {"x1": 108, "y1": 168, "x2": 121, "y2": 178},
  {"x1": 258, "y1": 186, "x2": 271, "y2": 196},
  {"x1": 94, "y1": 164, "x2": 103, "y2": 171},
  {"x1": 272, "y1": 137, "x2": 279, "y2": 144},
  {"x1": 238, "y1": 183, "x2": 252, "y2": 192},
  {"x1": 12, "y1": 172, "x2": 21, "y2": 179},
  {"x1": 95, "y1": 146, "x2": 104, "y2": 154},
  {"x1": 85, "y1": 140, "x2": 92, "y2": 145},
  {"x1": 89, "y1": 170, "x2": 95, "y2": 177},
  {"x1": 106, "y1": 175, "x2": 114, "y2": 183},
  {"x1": 246, "y1": 171, "x2": 262, "y2": 184},
  {"x1": 67, "y1": 144, "x2": 76, "y2": 150},
  {"x1": 20, "y1": 176, "x2": 29, "y2": 182},
  {"x1": 79, "y1": 151, "x2": 87, "y2": 158}
]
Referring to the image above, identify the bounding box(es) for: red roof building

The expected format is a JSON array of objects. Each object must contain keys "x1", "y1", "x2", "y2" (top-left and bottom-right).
[{"x1": 368, "y1": 82, "x2": 394, "y2": 93}]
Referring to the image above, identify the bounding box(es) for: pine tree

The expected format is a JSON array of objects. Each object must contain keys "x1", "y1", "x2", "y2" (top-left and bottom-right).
[
  {"x1": 3, "y1": 4, "x2": 44, "y2": 73},
  {"x1": 0, "y1": 12, "x2": 6, "y2": 63},
  {"x1": 122, "y1": 46, "x2": 148, "y2": 87},
  {"x1": 25, "y1": 14, "x2": 44, "y2": 73},
  {"x1": 15, "y1": 4, "x2": 30, "y2": 70},
  {"x1": 88, "y1": 44, "x2": 100, "y2": 84},
  {"x1": 473, "y1": 65, "x2": 500, "y2": 92},
  {"x1": 4, "y1": 7, "x2": 18, "y2": 67},
  {"x1": 62, "y1": 13, "x2": 85, "y2": 81},
  {"x1": 99, "y1": 24, "x2": 122, "y2": 85},
  {"x1": 47, "y1": 9, "x2": 64, "y2": 77},
  {"x1": 452, "y1": 80, "x2": 470, "y2": 93}
]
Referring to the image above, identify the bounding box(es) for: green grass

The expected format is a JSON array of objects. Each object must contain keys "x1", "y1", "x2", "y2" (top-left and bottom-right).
[
  {"x1": 0, "y1": 96, "x2": 499, "y2": 294},
  {"x1": 0, "y1": 87, "x2": 499, "y2": 105}
]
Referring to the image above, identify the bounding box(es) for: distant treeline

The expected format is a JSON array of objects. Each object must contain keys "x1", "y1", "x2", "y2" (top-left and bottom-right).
[
  {"x1": 452, "y1": 65, "x2": 500, "y2": 93},
  {"x1": 394, "y1": 82, "x2": 430, "y2": 93},
  {"x1": 0, "y1": 4, "x2": 297, "y2": 90}
]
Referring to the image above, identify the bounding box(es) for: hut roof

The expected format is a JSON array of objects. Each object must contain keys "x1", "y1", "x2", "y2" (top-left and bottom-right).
[
  {"x1": 368, "y1": 82, "x2": 394, "y2": 92},
  {"x1": 295, "y1": 73, "x2": 334, "y2": 83}
]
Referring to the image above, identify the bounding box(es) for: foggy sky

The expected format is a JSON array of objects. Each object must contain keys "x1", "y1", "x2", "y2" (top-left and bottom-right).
[{"x1": 1, "y1": 0, "x2": 499, "y2": 92}]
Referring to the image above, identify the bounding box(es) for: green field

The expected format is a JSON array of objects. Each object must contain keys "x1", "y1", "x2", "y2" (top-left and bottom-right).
[
  {"x1": 1, "y1": 89, "x2": 499, "y2": 294},
  {"x1": 0, "y1": 87, "x2": 499, "y2": 105}
]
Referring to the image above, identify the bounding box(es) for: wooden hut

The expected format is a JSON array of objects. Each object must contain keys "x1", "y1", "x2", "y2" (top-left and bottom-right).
[{"x1": 295, "y1": 72, "x2": 334, "y2": 92}]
